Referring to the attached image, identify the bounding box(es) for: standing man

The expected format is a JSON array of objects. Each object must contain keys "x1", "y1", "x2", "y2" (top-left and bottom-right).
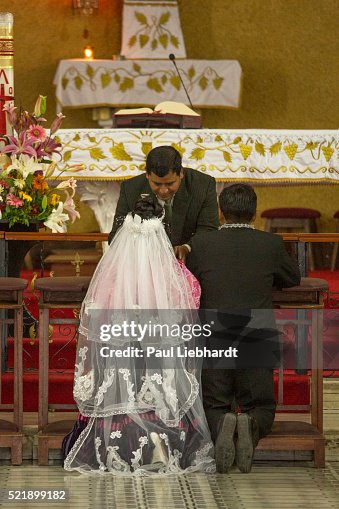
[
  {"x1": 108, "y1": 146, "x2": 219, "y2": 258},
  {"x1": 186, "y1": 183, "x2": 300, "y2": 473}
]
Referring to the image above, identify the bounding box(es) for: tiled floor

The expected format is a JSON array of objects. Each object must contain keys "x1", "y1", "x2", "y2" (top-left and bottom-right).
[{"x1": 0, "y1": 462, "x2": 339, "y2": 509}]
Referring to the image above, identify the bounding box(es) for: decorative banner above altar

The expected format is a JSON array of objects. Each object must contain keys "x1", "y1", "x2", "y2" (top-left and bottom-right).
[
  {"x1": 57, "y1": 128, "x2": 339, "y2": 184},
  {"x1": 121, "y1": 0, "x2": 186, "y2": 59},
  {"x1": 54, "y1": 59, "x2": 242, "y2": 110}
]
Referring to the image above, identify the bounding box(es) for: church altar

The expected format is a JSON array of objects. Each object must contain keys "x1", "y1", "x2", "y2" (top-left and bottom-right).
[{"x1": 56, "y1": 128, "x2": 338, "y2": 232}]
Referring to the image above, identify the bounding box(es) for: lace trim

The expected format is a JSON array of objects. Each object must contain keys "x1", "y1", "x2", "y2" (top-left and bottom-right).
[
  {"x1": 219, "y1": 223, "x2": 255, "y2": 229},
  {"x1": 95, "y1": 368, "x2": 115, "y2": 406}
]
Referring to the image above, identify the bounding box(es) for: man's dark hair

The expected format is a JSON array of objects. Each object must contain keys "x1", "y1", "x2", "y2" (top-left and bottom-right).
[
  {"x1": 219, "y1": 184, "x2": 257, "y2": 222},
  {"x1": 146, "y1": 146, "x2": 182, "y2": 176}
]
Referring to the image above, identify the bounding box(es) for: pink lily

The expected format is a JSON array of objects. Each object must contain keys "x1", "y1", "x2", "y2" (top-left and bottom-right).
[
  {"x1": 3, "y1": 103, "x2": 17, "y2": 127},
  {"x1": 50, "y1": 112, "x2": 66, "y2": 135},
  {"x1": 63, "y1": 189, "x2": 80, "y2": 223},
  {"x1": 1, "y1": 132, "x2": 37, "y2": 157},
  {"x1": 56, "y1": 177, "x2": 77, "y2": 194},
  {"x1": 36, "y1": 136, "x2": 62, "y2": 159}
]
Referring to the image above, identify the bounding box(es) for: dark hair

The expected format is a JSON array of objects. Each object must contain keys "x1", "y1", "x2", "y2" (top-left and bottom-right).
[
  {"x1": 145, "y1": 146, "x2": 182, "y2": 177},
  {"x1": 132, "y1": 194, "x2": 163, "y2": 220},
  {"x1": 219, "y1": 184, "x2": 257, "y2": 222}
]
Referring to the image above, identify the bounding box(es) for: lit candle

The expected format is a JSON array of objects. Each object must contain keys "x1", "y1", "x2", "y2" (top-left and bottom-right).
[{"x1": 83, "y1": 45, "x2": 94, "y2": 60}]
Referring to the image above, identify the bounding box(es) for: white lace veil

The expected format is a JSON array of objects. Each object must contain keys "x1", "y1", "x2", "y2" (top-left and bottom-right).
[{"x1": 65, "y1": 212, "x2": 215, "y2": 475}]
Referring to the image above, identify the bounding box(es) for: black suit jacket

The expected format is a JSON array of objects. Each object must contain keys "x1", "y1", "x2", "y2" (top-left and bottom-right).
[
  {"x1": 187, "y1": 228, "x2": 301, "y2": 309},
  {"x1": 187, "y1": 228, "x2": 301, "y2": 369},
  {"x1": 108, "y1": 168, "x2": 219, "y2": 245}
]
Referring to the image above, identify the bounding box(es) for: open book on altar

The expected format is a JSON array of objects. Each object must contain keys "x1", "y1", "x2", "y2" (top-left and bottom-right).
[{"x1": 113, "y1": 101, "x2": 201, "y2": 128}]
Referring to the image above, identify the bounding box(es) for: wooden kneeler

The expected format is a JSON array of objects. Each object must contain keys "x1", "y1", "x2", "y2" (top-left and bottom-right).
[
  {"x1": 0, "y1": 277, "x2": 28, "y2": 465},
  {"x1": 35, "y1": 276, "x2": 91, "y2": 465},
  {"x1": 256, "y1": 278, "x2": 328, "y2": 467}
]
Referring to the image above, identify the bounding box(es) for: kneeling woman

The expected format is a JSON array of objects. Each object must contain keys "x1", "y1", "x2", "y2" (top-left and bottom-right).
[{"x1": 63, "y1": 196, "x2": 215, "y2": 475}]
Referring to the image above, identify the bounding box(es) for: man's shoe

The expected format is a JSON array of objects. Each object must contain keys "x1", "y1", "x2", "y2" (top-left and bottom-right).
[
  {"x1": 235, "y1": 413, "x2": 255, "y2": 473},
  {"x1": 215, "y1": 413, "x2": 237, "y2": 473}
]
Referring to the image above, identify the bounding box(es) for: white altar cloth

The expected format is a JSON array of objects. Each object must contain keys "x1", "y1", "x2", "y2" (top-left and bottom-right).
[
  {"x1": 58, "y1": 128, "x2": 338, "y2": 184},
  {"x1": 54, "y1": 59, "x2": 242, "y2": 110}
]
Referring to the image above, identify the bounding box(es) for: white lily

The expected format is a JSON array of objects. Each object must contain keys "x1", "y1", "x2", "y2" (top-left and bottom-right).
[
  {"x1": 6, "y1": 154, "x2": 41, "y2": 179},
  {"x1": 44, "y1": 202, "x2": 69, "y2": 233}
]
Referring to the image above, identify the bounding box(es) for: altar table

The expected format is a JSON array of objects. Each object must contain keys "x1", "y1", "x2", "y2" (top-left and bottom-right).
[{"x1": 55, "y1": 128, "x2": 338, "y2": 232}]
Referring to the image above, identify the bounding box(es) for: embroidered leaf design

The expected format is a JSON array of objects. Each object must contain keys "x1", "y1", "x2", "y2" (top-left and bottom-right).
[
  {"x1": 255, "y1": 142, "x2": 265, "y2": 156},
  {"x1": 239, "y1": 144, "x2": 252, "y2": 160},
  {"x1": 88, "y1": 136, "x2": 97, "y2": 143},
  {"x1": 161, "y1": 74, "x2": 168, "y2": 85},
  {"x1": 147, "y1": 77, "x2": 163, "y2": 92},
  {"x1": 306, "y1": 142, "x2": 319, "y2": 150},
  {"x1": 129, "y1": 35, "x2": 137, "y2": 48},
  {"x1": 199, "y1": 76, "x2": 208, "y2": 90},
  {"x1": 190, "y1": 147, "x2": 206, "y2": 160},
  {"x1": 86, "y1": 64, "x2": 94, "y2": 78},
  {"x1": 89, "y1": 147, "x2": 106, "y2": 161},
  {"x1": 269, "y1": 141, "x2": 282, "y2": 155},
  {"x1": 101, "y1": 72, "x2": 111, "y2": 88},
  {"x1": 114, "y1": 74, "x2": 121, "y2": 83},
  {"x1": 215, "y1": 135, "x2": 223, "y2": 142},
  {"x1": 110, "y1": 143, "x2": 132, "y2": 161},
  {"x1": 232, "y1": 137, "x2": 242, "y2": 144},
  {"x1": 62, "y1": 78, "x2": 69, "y2": 89},
  {"x1": 188, "y1": 66, "x2": 196, "y2": 79},
  {"x1": 141, "y1": 142, "x2": 153, "y2": 156},
  {"x1": 73, "y1": 134, "x2": 80, "y2": 142},
  {"x1": 171, "y1": 143, "x2": 185, "y2": 157},
  {"x1": 120, "y1": 77, "x2": 134, "y2": 92},
  {"x1": 170, "y1": 76, "x2": 181, "y2": 90},
  {"x1": 135, "y1": 12, "x2": 148, "y2": 25},
  {"x1": 139, "y1": 34, "x2": 150, "y2": 48},
  {"x1": 170, "y1": 35, "x2": 179, "y2": 48},
  {"x1": 283, "y1": 143, "x2": 298, "y2": 160},
  {"x1": 197, "y1": 136, "x2": 203, "y2": 143},
  {"x1": 159, "y1": 12, "x2": 170, "y2": 25},
  {"x1": 159, "y1": 34, "x2": 168, "y2": 48},
  {"x1": 321, "y1": 145, "x2": 334, "y2": 161},
  {"x1": 213, "y1": 77, "x2": 224, "y2": 90},
  {"x1": 63, "y1": 150, "x2": 72, "y2": 162},
  {"x1": 133, "y1": 63, "x2": 141, "y2": 73},
  {"x1": 151, "y1": 39, "x2": 158, "y2": 50},
  {"x1": 222, "y1": 151, "x2": 232, "y2": 162},
  {"x1": 74, "y1": 76, "x2": 83, "y2": 90}
]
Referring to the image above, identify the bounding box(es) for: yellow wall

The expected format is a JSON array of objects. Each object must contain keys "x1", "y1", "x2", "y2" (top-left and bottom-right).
[
  {"x1": 1, "y1": 0, "x2": 337, "y2": 129},
  {"x1": 1, "y1": 0, "x2": 338, "y2": 232}
]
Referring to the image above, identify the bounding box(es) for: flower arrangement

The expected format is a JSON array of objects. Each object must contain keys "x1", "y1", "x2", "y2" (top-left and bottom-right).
[{"x1": 0, "y1": 96, "x2": 81, "y2": 232}]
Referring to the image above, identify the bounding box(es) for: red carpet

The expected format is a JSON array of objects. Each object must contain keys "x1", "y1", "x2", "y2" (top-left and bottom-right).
[{"x1": 1, "y1": 270, "x2": 339, "y2": 412}]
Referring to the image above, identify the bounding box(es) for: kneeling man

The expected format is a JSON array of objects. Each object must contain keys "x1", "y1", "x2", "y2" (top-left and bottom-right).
[{"x1": 187, "y1": 183, "x2": 300, "y2": 473}]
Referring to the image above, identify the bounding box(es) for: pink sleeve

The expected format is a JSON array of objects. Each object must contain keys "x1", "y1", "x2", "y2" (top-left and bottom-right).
[{"x1": 177, "y1": 259, "x2": 201, "y2": 308}]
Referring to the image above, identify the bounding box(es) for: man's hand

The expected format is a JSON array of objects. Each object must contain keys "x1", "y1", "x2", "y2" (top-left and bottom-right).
[{"x1": 174, "y1": 244, "x2": 190, "y2": 262}]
